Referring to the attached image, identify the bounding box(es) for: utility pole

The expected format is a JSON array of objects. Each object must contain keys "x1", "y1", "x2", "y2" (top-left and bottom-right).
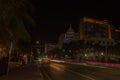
[
  {"x1": 105, "y1": 40, "x2": 108, "y2": 62},
  {"x1": 6, "y1": 41, "x2": 13, "y2": 80},
  {"x1": 44, "y1": 41, "x2": 47, "y2": 54}
]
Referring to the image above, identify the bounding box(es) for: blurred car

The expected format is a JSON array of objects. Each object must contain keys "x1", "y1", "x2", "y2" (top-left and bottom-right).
[
  {"x1": 42, "y1": 58, "x2": 51, "y2": 66},
  {"x1": 42, "y1": 58, "x2": 50, "y2": 63}
]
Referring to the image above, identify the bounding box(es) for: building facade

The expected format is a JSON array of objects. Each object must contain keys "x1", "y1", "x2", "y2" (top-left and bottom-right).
[
  {"x1": 57, "y1": 24, "x2": 79, "y2": 49},
  {"x1": 57, "y1": 17, "x2": 120, "y2": 61},
  {"x1": 64, "y1": 24, "x2": 80, "y2": 43},
  {"x1": 79, "y1": 17, "x2": 112, "y2": 41},
  {"x1": 79, "y1": 17, "x2": 117, "y2": 48},
  {"x1": 78, "y1": 17, "x2": 120, "y2": 61}
]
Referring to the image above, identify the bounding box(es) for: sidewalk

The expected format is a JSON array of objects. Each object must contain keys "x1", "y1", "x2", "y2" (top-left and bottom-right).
[
  {"x1": 0, "y1": 63, "x2": 43, "y2": 80},
  {"x1": 9, "y1": 62, "x2": 22, "y2": 70}
]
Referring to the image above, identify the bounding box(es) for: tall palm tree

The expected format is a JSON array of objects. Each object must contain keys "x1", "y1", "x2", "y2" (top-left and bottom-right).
[
  {"x1": 0, "y1": 0, "x2": 35, "y2": 47},
  {"x1": 0, "y1": 0, "x2": 35, "y2": 74}
]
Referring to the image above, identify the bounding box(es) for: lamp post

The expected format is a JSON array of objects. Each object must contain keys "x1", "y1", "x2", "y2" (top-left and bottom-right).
[
  {"x1": 105, "y1": 40, "x2": 108, "y2": 62},
  {"x1": 100, "y1": 39, "x2": 116, "y2": 62},
  {"x1": 6, "y1": 40, "x2": 13, "y2": 80}
]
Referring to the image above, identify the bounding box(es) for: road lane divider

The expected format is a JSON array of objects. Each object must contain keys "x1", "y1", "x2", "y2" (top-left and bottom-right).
[
  {"x1": 40, "y1": 67, "x2": 53, "y2": 80},
  {"x1": 51, "y1": 63, "x2": 96, "y2": 80},
  {"x1": 66, "y1": 69, "x2": 96, "y2": 80}
]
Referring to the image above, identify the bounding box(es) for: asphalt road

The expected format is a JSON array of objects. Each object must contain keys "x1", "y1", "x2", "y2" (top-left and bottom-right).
[{"x1": 40, "y1": 62, "x2": 120, "y2": 80}]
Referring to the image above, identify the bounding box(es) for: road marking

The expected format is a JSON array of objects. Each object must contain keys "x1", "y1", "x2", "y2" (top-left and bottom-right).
[
  {"x1": 40, "y1": 67, "x2": 52, "y2": 80},
  {"x1": 52, "y1": 63, "x2": 96, "y2": 80},
  {"x1": 66, "y1": 69, "x2": 96, "y2": 80},
  {"x1": 87, "y1": 65, "x2": 108, "y2": 68},
  {"x1": 50, "y1": 64, "x2": 62, "y2": 71},
  {"x1": 66, "y1": 62, "x2": 109, "y2": 69}
]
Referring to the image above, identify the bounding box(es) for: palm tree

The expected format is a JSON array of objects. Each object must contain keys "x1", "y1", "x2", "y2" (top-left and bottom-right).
[
  {"x1": 0, "y1": 0, "x2": 35, "y2": 48},
  {"x1": 0, "y1": 0, "x2": 35, "y2": 74}
]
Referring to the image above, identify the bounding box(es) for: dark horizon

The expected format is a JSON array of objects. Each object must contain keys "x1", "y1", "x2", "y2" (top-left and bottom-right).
[{"x1": 28, "y1": 0, "x2": 120, "y2": 43}]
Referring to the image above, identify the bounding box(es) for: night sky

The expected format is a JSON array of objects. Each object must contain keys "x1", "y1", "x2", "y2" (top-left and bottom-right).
[{"x1": 28, "y1": 0, "x2": 120, "y2": 42}]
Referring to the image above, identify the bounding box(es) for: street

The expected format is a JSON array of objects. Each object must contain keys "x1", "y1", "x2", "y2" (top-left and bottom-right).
[
  {"x1": 40, "y1": 62, "x2": 120, "y2": 80},
  {"x1": 1, "y1": 61, "x2": 120, "y2": 80}
]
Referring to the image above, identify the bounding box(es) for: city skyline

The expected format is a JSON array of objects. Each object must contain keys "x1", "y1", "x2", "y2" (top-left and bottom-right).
[{"x1": 29, "y1": 0, "x2": 120, "y2": 42}]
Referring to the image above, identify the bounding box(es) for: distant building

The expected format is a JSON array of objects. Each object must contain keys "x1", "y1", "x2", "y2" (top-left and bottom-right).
[
  {"x1": 64, "y1": 24, "x2": 79, "y2": 43},
  {"x1": 46, "y1": 43, "x2": 57, "y2": 53},
  {"x1": 79, "y1": 17, "x2": 116, "y2": 46},
  {"x1": 57, "y1": 17, "x2": 119, "y2": 50},
  {"x1": 57, "y1": 33, "x2": 65, "y2": 49},
  {"x1": 79, "y1": 17, "x2": 112, "y2": 41},
  {"x1": 57, "y1": 24, "x2": 79, "y2": 49},
  {"x1": 57, "y1": 17, "x2": 120, "y2": 61},
  {"x1": 114, "y1": 29, "x2": 120, "y2": 40}
]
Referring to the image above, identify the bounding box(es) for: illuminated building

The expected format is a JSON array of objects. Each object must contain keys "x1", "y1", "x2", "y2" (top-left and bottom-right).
[
  {"x1": 64, "y1": 24, "x2": 75, "y2": 43},
  {"x1": 78, "y1": 17, "x2": 120, "y2": 61},
  {"x1": 58, "y1": 17, "x2": 118, "y2": 51},
  {"x1": 78, "y1": 17, "x2": 119, "y2": 50},
  {"x1": 64, "y1": 24, "x2": 79, "y2": 43},
  {"x1": 79, "y1": 17, "x2": 112, "y2": 41},
  {"x1": 57, "y1": 24, "x2": 79, "y2": 49},
  {"x1": 114, "y1": 29, "x2": 120, "y2": 40}
]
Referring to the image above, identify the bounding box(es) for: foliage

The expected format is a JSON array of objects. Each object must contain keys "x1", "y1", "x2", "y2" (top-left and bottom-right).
[
  {"x1": 0, "y1": 0, "x2": 35, "y2": 46},
  {"x1": 0, "y1": 0, "x2": 35, "y2": 56}
]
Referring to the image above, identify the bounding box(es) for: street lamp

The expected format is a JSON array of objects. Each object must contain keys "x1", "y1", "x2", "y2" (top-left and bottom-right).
[
  {"x1": 100, "y1": 39, "x2": 116, "y2": 62},
  {"x1": 36, "y1": 41, "x2": 39, "y2": 44}
]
